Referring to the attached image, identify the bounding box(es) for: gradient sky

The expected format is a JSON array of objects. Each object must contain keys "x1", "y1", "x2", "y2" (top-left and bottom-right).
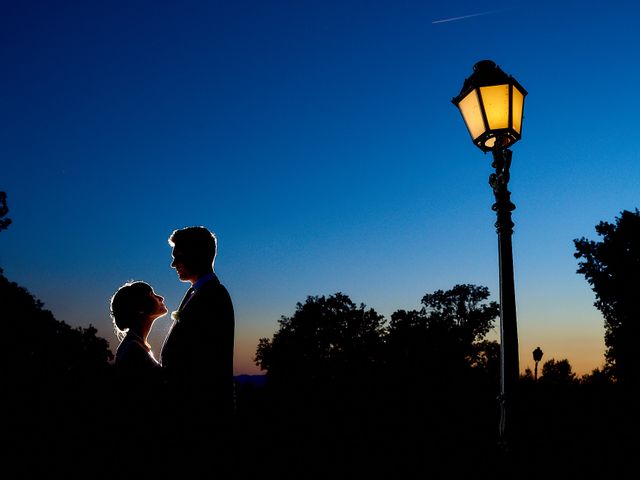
[{"x1": 2, "y1": 0, "x2": 639, "y2": 376}]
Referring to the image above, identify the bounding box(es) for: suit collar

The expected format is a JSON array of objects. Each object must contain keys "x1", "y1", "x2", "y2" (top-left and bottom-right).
[{"x1": 192, "y1": 272, "x2": 218, "y2": 291}]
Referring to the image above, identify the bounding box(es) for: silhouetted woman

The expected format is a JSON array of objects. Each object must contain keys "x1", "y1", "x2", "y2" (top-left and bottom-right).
[
  {"x1": 108, "y1": 281, "x2": 167, "y2": 473},
  {"x1": 110, "y1": 281, "x2": 167, "y2": 371}
]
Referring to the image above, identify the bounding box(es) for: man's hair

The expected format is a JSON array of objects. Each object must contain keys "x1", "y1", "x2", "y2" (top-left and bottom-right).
[
  {"x1": 168, "y1": 226, "x2": 217, "y2": 265},
  {"x1": 110, "y1": 281, "x2": 154, "y2": 340}
]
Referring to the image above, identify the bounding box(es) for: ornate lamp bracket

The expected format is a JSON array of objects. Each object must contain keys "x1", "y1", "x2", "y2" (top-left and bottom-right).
[{"x1": 489, "y1": 142, "x2": 515, "y2": 235}]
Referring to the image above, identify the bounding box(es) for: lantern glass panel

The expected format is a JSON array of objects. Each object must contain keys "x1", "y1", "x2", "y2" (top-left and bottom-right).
[
  {"x1": 479, "y1": 84, "x2": 510, "y2": 130},
  {"x1": 512, "y1": 86, "x2": 525, "y2": 134},
  {"x1": 458, "y1": 89, "x2": 485, "y2": 141}
]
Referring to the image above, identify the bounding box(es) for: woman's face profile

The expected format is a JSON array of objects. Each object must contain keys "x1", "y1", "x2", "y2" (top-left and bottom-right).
[{"x1": 148, "y1": 289, "x2": 167, "y2": 319}]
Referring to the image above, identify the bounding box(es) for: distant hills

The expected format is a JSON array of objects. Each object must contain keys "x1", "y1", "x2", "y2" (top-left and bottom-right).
[{"x1": 234, "y1": 374, "x2": 267, "y2": 386}]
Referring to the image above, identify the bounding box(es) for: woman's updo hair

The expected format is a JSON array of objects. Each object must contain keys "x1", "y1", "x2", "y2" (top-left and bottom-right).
[{"x1": 110, "y1": 281, "x2": 154, "y2": 340}]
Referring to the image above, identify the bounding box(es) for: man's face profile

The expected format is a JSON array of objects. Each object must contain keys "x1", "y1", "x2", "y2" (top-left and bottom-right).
[{"x1": 171, "y1": 247, "x2": 198, "y2": 283}]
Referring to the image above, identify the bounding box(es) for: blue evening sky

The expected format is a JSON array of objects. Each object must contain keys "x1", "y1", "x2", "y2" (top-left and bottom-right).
[{"x1": 2, "y1": 0, "x2": 639, "y2": 375}]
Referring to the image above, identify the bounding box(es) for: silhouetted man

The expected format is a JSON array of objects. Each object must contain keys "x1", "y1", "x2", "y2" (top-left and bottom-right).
[{"x1": 161, "y1": 226, "x2": 235, "y2": 437}]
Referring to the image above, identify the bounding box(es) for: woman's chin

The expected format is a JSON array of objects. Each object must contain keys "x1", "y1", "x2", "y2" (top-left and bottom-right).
[{"x1": 153, "y1": 310, "x2": 168, "y2": 320}]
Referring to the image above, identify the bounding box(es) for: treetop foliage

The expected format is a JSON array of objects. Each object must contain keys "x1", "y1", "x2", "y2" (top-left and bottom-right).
[
  {"x1": 255, "y1": 292, "x2": 386, "y2": 383},
  {"x1": 255, "y1": 285, "x2": 501, "y2": 390},
  {"x1": 1, "y1": 267, "x2": 113, "y2": 387},
  {"x1": 0, "y1": 190, "x2": 11, "y2": 232},
  {"x1": 419, "y1": 284, "x2": 497, "y2": 344},
  {"x1": 539, "y1": 358, "x2": 577, "y2": 385},
  {"x1": 574, "y1": 208, "x2": 640, "y2": 384}
]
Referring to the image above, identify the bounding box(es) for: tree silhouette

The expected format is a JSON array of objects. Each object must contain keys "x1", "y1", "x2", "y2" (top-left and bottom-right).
[
  {"x1": 253, "y1": 288, "x2": 502, "y2": 475},
  {"x1": 574, "y1": 209, "x2": 640, "y2": 385},
  {"x1": 255, "y1": 292, "x2": 385, "y2": 390},
  {"x1": 2, "y1": 268, "x2": 113, "y2": 385},
  {"x1": 539, "y1": 358, "x2": 577, "y2": 386},
  {"x1": 255, "y1": 285, "x2": 500, "y2": 408},
  {"x1": 386, "y1": 284, "x2": 500, "y2": 382},
  {"x1": 2, "y1": 268, "x2": 116, "y2": 476},
  {"x1": 579, "y1": 367, "x2": 612, "y2": 387},
  {"x1": 383, "y1": 283, "x2": 501, "y2": 451},
  {"x1": 0, "y1": 191, "x2": 11, "y2": 232}
]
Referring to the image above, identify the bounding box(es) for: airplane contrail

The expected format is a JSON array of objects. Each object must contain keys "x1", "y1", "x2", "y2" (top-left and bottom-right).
[{"x1": 432, "y1": 8, "x2": 511, "y2": 24}]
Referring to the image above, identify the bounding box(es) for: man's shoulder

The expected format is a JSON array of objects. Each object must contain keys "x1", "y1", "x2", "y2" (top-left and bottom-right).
[
  {"x1": 187, "y1": 280, "x2": 233, "y2": 316},
  {"x1": 199, "y1": 275, "x2": 231, "y2": 298}
]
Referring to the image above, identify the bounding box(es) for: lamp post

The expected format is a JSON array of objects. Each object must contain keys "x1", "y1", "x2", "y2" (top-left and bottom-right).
[
  {"x1": 452, "y1": 60, "x2": 527, "y2": 450},
  {"x1": 533, "y1": 347, "x2": 543, "y2": 380}
]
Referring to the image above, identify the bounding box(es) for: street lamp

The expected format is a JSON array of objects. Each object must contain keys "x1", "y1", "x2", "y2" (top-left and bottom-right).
[
  {"x1": 533, "y1": 347, "x2": 543, "y2": 380},
  {"x1": 452, "y1": 60, "x2": 527, "y2": 449}
]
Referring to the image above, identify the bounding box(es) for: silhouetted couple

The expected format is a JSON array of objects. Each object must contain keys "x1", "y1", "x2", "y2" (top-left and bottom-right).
[{"x1": 109, "y1": 226, "x2": 235, "y2": 473}]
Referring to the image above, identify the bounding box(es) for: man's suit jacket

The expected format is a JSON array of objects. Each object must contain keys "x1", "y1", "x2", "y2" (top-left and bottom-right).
[{"x1": 161, "y1": 274, "x2": 235, "y2": 420}]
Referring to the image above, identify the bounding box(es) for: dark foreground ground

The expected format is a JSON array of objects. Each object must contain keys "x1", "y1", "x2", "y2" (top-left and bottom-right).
[{"x1": 6, "y1": 378, "x2": 634, "y2": 480}]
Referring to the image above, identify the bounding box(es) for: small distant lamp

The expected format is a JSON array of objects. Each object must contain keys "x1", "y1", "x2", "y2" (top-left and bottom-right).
[
  {"x1": 533, "y1": 347, "x2": 544, "y2": 380},
  {"x1": 452, "y1": 60, "x2": 528, "y2": 451}
]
